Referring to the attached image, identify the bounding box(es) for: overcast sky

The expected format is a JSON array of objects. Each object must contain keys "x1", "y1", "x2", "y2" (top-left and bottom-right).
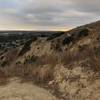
[{"x1": 0, "y1": 0, "x2": 100, "y2": 30}]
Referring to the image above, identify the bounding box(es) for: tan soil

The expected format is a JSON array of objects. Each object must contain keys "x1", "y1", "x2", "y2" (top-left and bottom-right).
[{"x1": 0, "y1": 78, "x2": 57, "y2": 100}]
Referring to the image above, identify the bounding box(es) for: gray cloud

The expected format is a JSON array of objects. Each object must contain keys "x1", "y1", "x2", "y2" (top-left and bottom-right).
[
  {"x1": 70, "y1": 0, "x2": 100, "y2": 15},
  {"x1": 0, "y1": 0, "x2": 100, "y2": 30}
]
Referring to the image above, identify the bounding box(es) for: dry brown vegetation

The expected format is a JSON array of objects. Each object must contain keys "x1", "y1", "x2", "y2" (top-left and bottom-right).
[{"x1": 2, "y1": 54, "x2": 58, "y2": 84}]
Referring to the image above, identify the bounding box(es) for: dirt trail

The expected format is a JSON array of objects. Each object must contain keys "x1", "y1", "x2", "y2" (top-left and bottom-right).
[{"x1": 0, "y1": 78, "x2": 57, "y2": 100}]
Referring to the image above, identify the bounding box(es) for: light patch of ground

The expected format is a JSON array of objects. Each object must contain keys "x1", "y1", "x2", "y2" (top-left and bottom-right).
[{"x1": 0, "y1": 78, "x2": 57, "y2": 100}]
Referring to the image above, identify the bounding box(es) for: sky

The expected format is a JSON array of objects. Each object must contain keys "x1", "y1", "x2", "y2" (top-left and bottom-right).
[{"x1": 0, "y1": 0, "x2": 100, "y2": 30}]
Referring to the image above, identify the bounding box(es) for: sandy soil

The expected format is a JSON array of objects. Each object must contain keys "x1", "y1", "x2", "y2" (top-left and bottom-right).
[{"x1": 0, "y1": 78, "x2": 57, "y2": 100}]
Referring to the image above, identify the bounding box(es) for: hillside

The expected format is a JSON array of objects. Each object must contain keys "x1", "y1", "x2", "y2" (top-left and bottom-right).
[{"x1": 0, "y1": 21, "x2": 100, "y2": 100}]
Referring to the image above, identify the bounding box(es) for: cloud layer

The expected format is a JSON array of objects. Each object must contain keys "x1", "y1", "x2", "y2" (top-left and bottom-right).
[{"x1": 0, "y1": 0, "x2": 100, "y2": 30}]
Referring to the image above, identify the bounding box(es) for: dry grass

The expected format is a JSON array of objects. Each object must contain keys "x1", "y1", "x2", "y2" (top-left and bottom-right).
[
  {"x1": 39, "y1": 54, "x2": 60, "y2": 66},
  {"x1": 0, "y1": 70, "x2": 8, "y2": 86},
  {"x1": 2, "y1": 44, "x2": 100, "y2": 85},
  {"x1": 3, "y1": 62, "x2": 54, "y2": 84}
]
